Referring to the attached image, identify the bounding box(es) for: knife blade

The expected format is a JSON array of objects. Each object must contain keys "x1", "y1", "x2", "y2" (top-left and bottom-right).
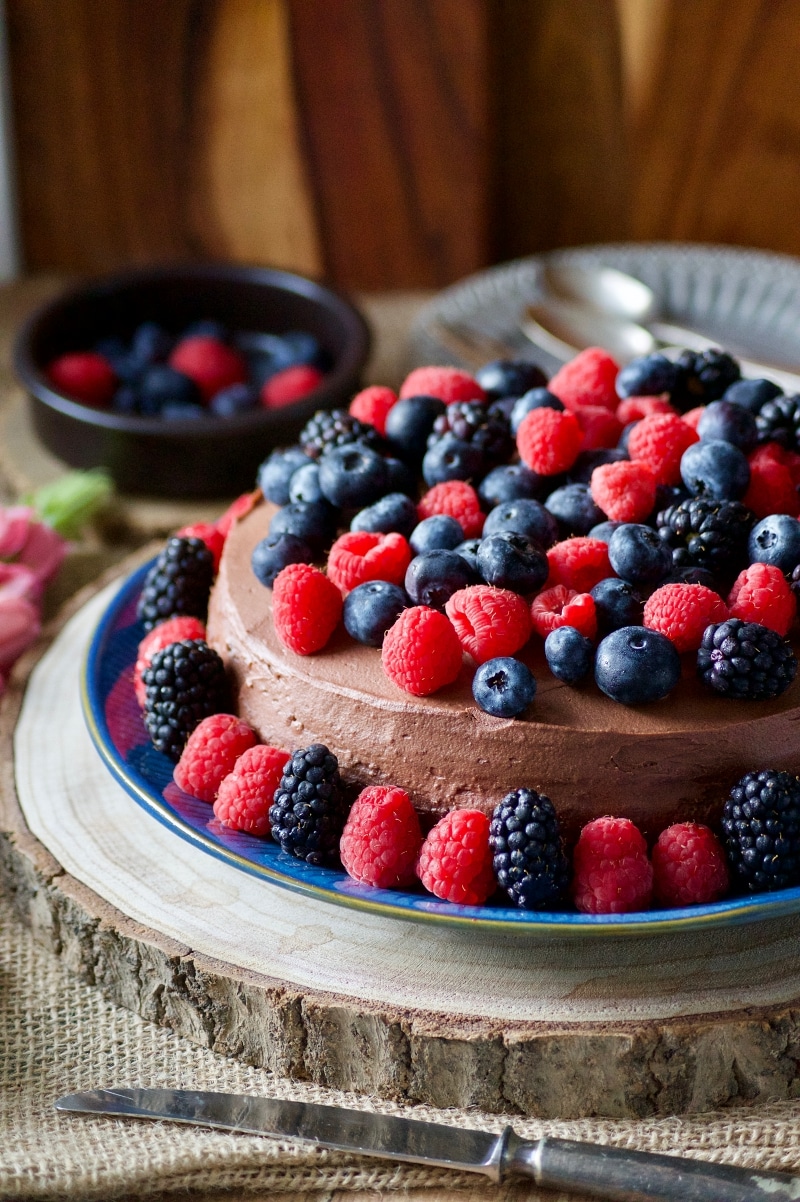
[{"x1": 56, "y1": 1088, "x2": 800, "y2": 1201}]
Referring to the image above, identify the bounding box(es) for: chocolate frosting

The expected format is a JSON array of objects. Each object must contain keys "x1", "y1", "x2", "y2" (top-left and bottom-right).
[{"x1": 207, "y1": 500, "x2": 800, "y2": 839}]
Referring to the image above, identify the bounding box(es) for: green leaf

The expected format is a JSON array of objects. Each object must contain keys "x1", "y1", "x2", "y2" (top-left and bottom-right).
[{"x1": 24, "y1": 469, "x2": 114, "y2": 539}]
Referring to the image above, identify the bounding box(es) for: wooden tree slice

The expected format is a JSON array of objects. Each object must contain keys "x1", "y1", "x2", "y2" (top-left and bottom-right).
[{"x1": 5, "y1": 560, "x2": 800, "y2": 1119}]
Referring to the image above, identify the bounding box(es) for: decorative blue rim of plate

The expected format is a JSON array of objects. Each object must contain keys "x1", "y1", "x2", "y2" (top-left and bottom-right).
[{"x1": 81, "y1": 560, "x2": 800, "y2": 937}]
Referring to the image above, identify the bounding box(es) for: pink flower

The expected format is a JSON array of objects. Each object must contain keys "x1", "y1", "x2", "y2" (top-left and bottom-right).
[
  {"x1": 0, "y1": 595, "x2": 41, "y2": 673},
  {"x1": 0, "y1": 506, "x2": 66, "y2": 587},
  {"x1": 0, "y1": 562, "x2": 43, "y2": 606}
]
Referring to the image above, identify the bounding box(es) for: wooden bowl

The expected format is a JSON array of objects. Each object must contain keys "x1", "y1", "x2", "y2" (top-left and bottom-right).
[{"x1": 13, "y1": 264, "x2": 371, "y2": 499}]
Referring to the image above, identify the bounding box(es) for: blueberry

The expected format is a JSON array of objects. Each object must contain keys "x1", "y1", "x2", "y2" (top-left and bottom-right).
[
  {"x1": 422, "y1": 436, "x2": 484, "y2": 486},
  {"x1": 138, "y1": 364, "x2": 202, "y2": 414},
  {"x1": 588, "y1": 520, "x2": 622, "y2": 544},
  {"x1": 475, "y1": 358, "x2": 548, "y2": 401},
  {"x1": 350, "y1": 492, "x2": 418, "y2": 538},
  {"x1": 184, "y1": 318, "x2": 228, "y2": 341},
  {"x1": 258, "y1": 447, "x2": 312, "y2": 505},
  {"x1": 385, "y1": 395, "x2": 446, "y2": 463},
  {"x1": 680, "y1": 439, "x2": 750, "y2": 500},
  {"x1": 251, "y1": 532, "x2": 315, "y2": 587},
  {"x1": 472, "y1": 657, "x2": 536, "y2": 718},
  {"x1": 404, "y1": 550, "x2": 473, "y2": 610},
  {"x1": 318, "y1": 444, "x2": 388, "y2": 509},
  {"x1": 487, "y1": 396, "x2": 518, "y2": 423},
  {"x1": 96, "y1": 336, "x2": 139, "y2": 384},
  {"x1": 608, "y1": 523, "x2": 672, "y2": 586},
  {"x1": 269, "y1": 501, "x2": 334, "y2": 552},
  {"x1": 544, "y1": 626, "x2": 593, "y2": 683},
  {"x1": 477, "y1": 532, "x2": 548, "y2": 594},
  {"x1": 209, "y1": 382, "x2": 259, "y2": 416},
  {"x1": 270, "y1": 330, "x2": 323, "y2": 371},
  {"x1": 617, "y1": 421, "x2": 639, "y2": 453},
  {"x1": 384, "y1": 456, "x2": 416, "y2": 496},
  {"x1": 410, "y1": 514, "x2": 464, "y2": 555},
  {"x1": 568, "y1": 447, "x2": 627, "y2": 485},
  {"x1": 483, "y1": 498, "x2": 558, "y2": 548},
  {"x1": 111, "y1": 384, "x2": 139, "y2": 414},
  {"x1": 544, "y1": 483, "x2": 604, "y2": 537},
  {"x1": 615, "y1": 352, "x2": 680, "y2": 399},
  {"x1": 479, "y1": 463, "x2": 543, "y2": 508},
  {"x1": 289, "y1": 462, "x2": 325, "y2": 505},
  {"x1": 161, "y1": 401, "x2": 206, "y2": 421},
  {"x1": 653, "y1": 483, "x2": 690, "y2": 516},
  {"x1": 594, "y1": 626, "x2": 681, "y2": 705},
  {"x1": 748, "y1": 514, "x2": 800, "y2": 574},
  {"x1": 667, "y1": 565, "x2": 719, "y2": 589},
  {"x1": 697, "y1": 400, "x2": 757, "y2": 452},
  {"x1": 723, "y1": 377, "x2": 782, "y2": 413},
  {"x1": 590, "y1": 577, "x2": 643, "y2": 635},
  {"x1": 455, "y1": 538, "x2": 483, "y2": 574},
  {"x1": 130, "y1": 321, "x2": 173, "y2": 367},
  {"x1": 343, "y1": 580, "x2": 407, "y2": 647},
  {"x1": 510, "y1": 388, "x2": 563, "y2": 434}
]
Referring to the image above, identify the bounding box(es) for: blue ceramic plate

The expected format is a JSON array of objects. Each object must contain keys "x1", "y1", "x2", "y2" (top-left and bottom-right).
[{"x1": 81, "y1": 561, "x2": 800, "y2": 936}]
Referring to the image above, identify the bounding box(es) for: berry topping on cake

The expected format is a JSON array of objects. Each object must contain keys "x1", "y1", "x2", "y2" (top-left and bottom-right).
[
  {"x1": 483, "y1": 498, "x2": 558, "y2": 547},
  {"x1": 615, "y1": 352, "x2": 680, "y2": 400},
  {"x1": 743, "y1": 445, "x2": 800, "y2": 518},
  {"x1": 399, "y1": 365, "x2": 485, "y2": 406},
  {"x1": 516, "y1": 407, "x2": 582, "y2": 476},
  {"x1": 590, "y1": 460, "x2": 657, "y2": 523},
  {"x1": 417, "y1": 480, "x2": 484, "y2": 538},
  {"x1": 627, "y1": 413, "x2": 699, "y2": 486},
  {"x1": 643, "y1": 582, "x2": 728, "y2": 653},
  {"x1": 595, "y1": 626, "x2": 681, "y2": 705},
  {"x1": 471, "y1": 656, "x2": 537, "y2": 717},
  {"x1": 547, "y1": 347, "x2": 619, "y2": 412},
  {"x1": 136, "y1": 536, "x2": 215, "y2": 631},
  {"x1": 445, "y1": 584, "x2": 531, "y2": 664},
  {"x1": 727, "y1": 562, "x2": 796, "y2": 635},
  {"x1": 427, "y1": 400, "x2": 513, "y2": 471},
  {"x1": 299, "y1": 408, "x2": 383, "y2": 459},
  {"x1": 544, "y1": 625, "x2": 594, "y2": 683},
  {"x1": 475, "y1": 358, "x2": 547, "y2": 401},
  {"x1": 272, "y1": 563, "x2": 343, "y2": 655},
  {"x1": 697, "y1": 618, "x2": 797, "y2": 700},
  {"x1": 381, "y1": 606, "x2": 463, "y2": 696},
  {"x1": 756, "y1": 394, "x2": 800, "y2": 451},
  {"x1": 615, "y1": 395, "x2": 676, "y2": 424},
  {"x1": 405, "y1": 549, "x2": 474, "y2": 610},
  {"x1": 572, "y1": 816, "x2": 653, "y2": 914},
  {"x1": 327, "y1": 530, "x2": 412, "y2": 594},
  {"x1": 608, "y1": 523, "x2": 672, "y2": 587},
  {"x1": 545, "y1": 537, "x2": 612, "y2": 593},
  {"x1": 339, "y1": 785, "x2": 423, "y2": 888},
  {"x1": 416, "y1": 809, "x2": 495, "y2": 905},
  {"x1": 656, "y1": 497, "x2": 754, "y2": 580},
  {"x1": 670, "y1": 349, "x2": 741, "y2": 411},
  {"x1": 173, "y1": 712, "x2": 257, "y2": 802},
  {"x1": 175, "y1": 521, "x2": 225, "y2": 573},
  {"x1": 652, "y1": 822, "x2": 729, "y2": 907},
  {"x1": 251, "y1": 532, "x2": 316, "y2": 589},
  {"x1": 142, "y1": 639, "x2": 230, "y2": 761},
  {"x1": 348, "y1": 385, "x2": 397, "y2": 435},
  {"x1": 213, "y1": 743, "x2": 291, "y2": 837},
  {"x1": 134, "y1": 614, "x2": 207, "y2": 707},
  {"x1": 269, "y1": 744, "x2": 347, "y2": 865},
  {"x1": 530, "y1": 585, "x2": 597, "y2": 640},
  {"x1": 476, "y1": 532, "x2": 549, "y2": 594},
  {"x1": 680, "y1": 437, "x2": 750, "y2": 501},
  {"x1": 489, "y1": 788, "x2": 569, "y2": 908},
  {"x1": 722, "y1": 770, "x2": 800, "y2": 892},
  {"x1": 748, "y1": 513, "x2": 800, "y2": 574}
]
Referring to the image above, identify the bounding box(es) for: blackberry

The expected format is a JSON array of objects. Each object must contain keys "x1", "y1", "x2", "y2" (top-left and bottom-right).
[
  {"x1": 792, "y1": 564, "x2": 800, "y2": 598},
  {"x1": 656, "y1": 497, "x2": 753, "y2": 580},
  {"x1": 722, "y1": 769, "x2": 800, "y2": 892},
  {"x1": 670, "y1": 349, "x2": 741, "y2": 412},
  {"x1": 142, "y1": 639, "x2": 230, "y2": 760},
  {"x1": 299, "y1": 409, "x2": 383, "y2": 459},
  {"x1": 136, "y1": 536, "x2": 214, "y2": 631},
  {"x1": 269, "y1": 744, "x2": 347, "y2": 865},
  {"x1": 489, "y1": 789, "x2": 570, "y2": 908},
  {"x1": 427, "y1": 401, "x2": 513, "y2": 470},
  {"x1": 755, "y1": 394, "x2": 800, "y2": 451},
  {"x1": 697, "y1": 619, "x2": 797, "y2": 701}
]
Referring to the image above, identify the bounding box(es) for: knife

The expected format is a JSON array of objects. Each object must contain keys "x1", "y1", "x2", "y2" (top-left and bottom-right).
[{"x1": 56, "y1": 1088, "x2": 800, "y2": 1201}]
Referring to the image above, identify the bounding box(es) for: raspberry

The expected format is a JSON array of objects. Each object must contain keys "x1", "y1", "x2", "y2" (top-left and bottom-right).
[
  {"x1": 417, "y1": 480, "x2": 484, "y2": 538},
  {"x1": 546, "y1": 537, "x2": 612, "y2": 593},
  {"x1": 349, "y1": 385, "x2": 397, "y2": 435},
  {"x1": 727, "y1": 562, "x2": 797, "y2": 635},
  {"x1": 215, "y1": 490, "x2": 260, "y2": 538},
  {"x1": 572, "y1": 816, "x2": 653, "y2": 915},
  {"x1": 399, "y1": 366, "x2": 486, "y2": 406},
  {"x1": 169, "y1": 335, "x2": 247, "y2": 402},
  {"x1": 213, "y1": 744, "x2": 291, "y2": 837},
  {"x1": 46, "y1": 351, "x2": 116, "y2": 407},
  {"x1": 547, "y1": 348, "x2": 619, "y2": 412},
  {"x1": 643, "y1": 582, "x2": 728, "y2": 653},
  {"x1": 261, "y1": 364, "x2": 324, "y2": 408},
  {"x1": 744, "y1": 446, "x2": 800, "y2": 518},
  {"x1": 176, "y1": 522, "x2": 225, "y2": 573},
  {"x1": 444, "y1": 584, "x2": 531, "y2": 664},
  {"x1": 530, "y1": 585, "x2": 597, "y2": 639},
  {"x1": 615, "y1": 396, "x2": 675, "y2": 425},
  {"x1": 576, "y1": 405, "x2": 623, "y2": 451},
  {"x1": 381, "y1": 606, "x2": 463, "y2": 696},
  {"x1": 627, "y1": 413, "x2": 700, "y2": 486},
  {"x1": 590, "y1": 460, "x2": 656, "y2": 523},
  {"x1": 516, "y1": 407, "x2": 582, "y2": 476},
  {"x1": 681, "y1": 406, "x2": 705, "y2": 432},
  {"x1": 339, "y1": 785, "x2": 423, "y2": 888},
  {"x1": 133, "y1": 615, "x2": 207, "y2": 707},
  {"x1": 272, "y1": 563, "x2": 343, "y2": 654},
  {"x1": 327, "y1": 530, "x2": 412, "y2": 595},
  {"x1": 173, "y1": 712, "x2": 257, "y2": 802},
  {"x1": 652, "y1": 822, "x2": 729, "y2": 907},
  {"x1": 416, "y1": 809, "x2": 495, "y2": 905}
]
